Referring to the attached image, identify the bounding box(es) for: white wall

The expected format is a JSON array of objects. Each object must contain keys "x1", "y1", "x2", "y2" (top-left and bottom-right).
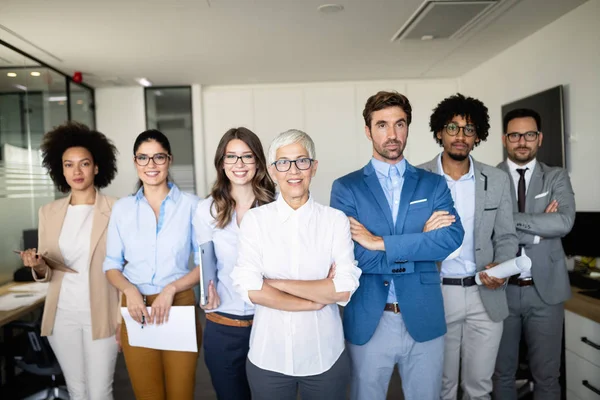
[
  {"x1": 95, "y1": 87, "x2": 146, "y2": 198},
  {"x1": 459, "y1": 0, "x2": 600, "y2": 211},
  {"x1": 201, "y1": 79, "x2": 458, "y2": 204}
]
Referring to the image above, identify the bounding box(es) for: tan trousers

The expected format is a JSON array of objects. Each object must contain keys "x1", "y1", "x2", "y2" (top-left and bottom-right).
[{"x1": 121, "y1": 289, "x2": 202, "y2": 400}]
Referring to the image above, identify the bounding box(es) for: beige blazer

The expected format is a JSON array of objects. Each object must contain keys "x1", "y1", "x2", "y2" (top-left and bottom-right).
[{"x1": 33, "y1": 191, "x2": 120, "y2": 340}]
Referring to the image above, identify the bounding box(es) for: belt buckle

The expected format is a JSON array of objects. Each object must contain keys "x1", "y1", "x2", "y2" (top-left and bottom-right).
[
  {"x1": 461, "y1": 277, "x2": 468, "y2": 287},
  {"x1": 392, "y1": 302, "x2": 400, "y2": 314}
]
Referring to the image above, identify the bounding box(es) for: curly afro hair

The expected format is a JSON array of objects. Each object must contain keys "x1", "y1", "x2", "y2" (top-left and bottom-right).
[
  {"x1": 40, "y1": 122, "x2": 118, "y2": 193},
  {"x1": 430, "y1": 93, "x2": 490, "y2": 147}
]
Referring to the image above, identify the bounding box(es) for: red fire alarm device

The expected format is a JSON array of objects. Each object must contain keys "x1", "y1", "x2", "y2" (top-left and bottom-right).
[{"x1": 73, "y1": 71, "x2": 83, "y2": 83}]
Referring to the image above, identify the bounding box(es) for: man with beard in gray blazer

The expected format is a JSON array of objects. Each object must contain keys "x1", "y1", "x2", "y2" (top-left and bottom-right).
[
  {"x1": 419, "y1": 93, "x2": 518, "y2": 400},
  {"x1": 493, "y1": 108, "x2": 576, "y2": 400}
]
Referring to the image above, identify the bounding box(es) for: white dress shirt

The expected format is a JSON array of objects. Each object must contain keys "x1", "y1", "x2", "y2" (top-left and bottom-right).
[
  {"x1": 193, "y1": 197, "x2": 254, "y2": 316},
  {"x1": 506, "y1": 158, "x2": 539, "y2": 278},
  {"x1": 231, "y1": 194, "x2": 361, "y2": 376},
  {"x1": 437, "y1": 154, "x2": 477, "y2": 277}
]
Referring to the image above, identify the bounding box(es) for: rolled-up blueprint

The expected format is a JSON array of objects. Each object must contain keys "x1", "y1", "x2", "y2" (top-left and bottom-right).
[{"x1": 475, "y1": 255, "x2": 532, "y2": 285}]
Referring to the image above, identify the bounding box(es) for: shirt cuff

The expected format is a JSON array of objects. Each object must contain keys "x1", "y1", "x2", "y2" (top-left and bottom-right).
[
  {"x1": 102, "y1": 257, "x2": 124, "y2": 273},
  {"x1": 332, "y1": 265, "x2": 361, "y2": 307},
  {"x1": 533, "y1": 235, "x2": 541, "y2": 244}
]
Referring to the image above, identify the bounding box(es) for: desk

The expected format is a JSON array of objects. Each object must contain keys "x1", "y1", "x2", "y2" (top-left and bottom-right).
[
  {"x1": 0, "y1": 282, "x2": 46, "y2": 327},
  {"x1": 0, "y1": 281, "x2": 45, "y2": 388},
  {"x1": 565, "y1": 285, "x2": 600, "y2": 324}
]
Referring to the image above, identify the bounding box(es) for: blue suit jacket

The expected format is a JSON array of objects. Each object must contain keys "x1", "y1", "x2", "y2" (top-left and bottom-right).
[{"x1": 330, "y1": 161, "x2": 464, "y2": 345}]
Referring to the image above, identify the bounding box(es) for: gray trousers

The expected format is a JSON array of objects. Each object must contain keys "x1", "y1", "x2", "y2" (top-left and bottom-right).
[
  {"x1": 493, "y1": 284, "x2": 564, "y2": 400},
  {"x1": 441, "y1": 285, "x2": 503, "y2": 400},
  {"x1": 246, "y1": 350, "x2": 350, "y2": 400}
]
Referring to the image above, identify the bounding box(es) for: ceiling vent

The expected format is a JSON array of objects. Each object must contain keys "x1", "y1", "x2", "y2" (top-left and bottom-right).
[{"x1": 391, "y1": 0, "x2": 499, "y2": 41}]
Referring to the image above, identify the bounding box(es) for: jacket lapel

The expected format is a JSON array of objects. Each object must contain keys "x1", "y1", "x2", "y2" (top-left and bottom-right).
[
  {"x1": 395, "y1": 163, "x2": 418, "y2": 234},
  {"x1": 44, "y1": 195, "x2": 69, "y2": 266},
  {"x1": 526, "y1": 163, "x2": 544, "y2": 212},
  {"x1": 363, "y1": 163, "x2": 394, "y2": 232},
  {"x1": 498, "y1": 161, "x2": 518, "y2": 212},
  {"x1": 89, "y1": 192, "x2": 111, "y2": 258},
  {"x1": 474, "y1": 161, "x2": 486, "y2": 236}
]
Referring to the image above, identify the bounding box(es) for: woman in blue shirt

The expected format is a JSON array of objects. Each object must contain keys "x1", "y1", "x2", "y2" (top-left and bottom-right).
[
  {"x1": 194, "y1": 127, "x2": 275, "y2": 399},
  {"x1": 103, "y1": 130, "x2": 201, "y2": 400}
]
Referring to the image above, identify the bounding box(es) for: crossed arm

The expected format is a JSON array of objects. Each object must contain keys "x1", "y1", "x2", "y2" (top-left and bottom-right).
[{"x1": 230, "y1": 211, "x2": 360, "y2": 311}]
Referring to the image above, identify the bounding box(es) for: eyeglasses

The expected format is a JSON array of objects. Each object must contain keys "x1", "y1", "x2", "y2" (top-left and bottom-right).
[
  {"x1": 444, "y1": 122, "x2": 477, "y2": 137},
  {"x1": 223, "y1": 154, "x2": 256, "y2": 165},
  {"x1": 272, "y1": 158, "x2": 313, "y2": 172},
  {"x1": 134, "y1": 153, "x2": 171, "y2": 166},
  {"x1": 505, "y1": 131, "x2": 540, "y2": 143}
]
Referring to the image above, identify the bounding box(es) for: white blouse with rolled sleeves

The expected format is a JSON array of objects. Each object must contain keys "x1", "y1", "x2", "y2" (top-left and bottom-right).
[{"x1": 231, "y1": 194, "x2": 361, "y2": 377}]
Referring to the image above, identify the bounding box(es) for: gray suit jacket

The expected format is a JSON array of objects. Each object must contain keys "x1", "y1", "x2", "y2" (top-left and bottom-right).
[
  {"x1": 419, "y1": 155, "x2": 518, "y2": 322},
  {"x1": 497, "y1": 160, "x2": 575, "y2": 305}
]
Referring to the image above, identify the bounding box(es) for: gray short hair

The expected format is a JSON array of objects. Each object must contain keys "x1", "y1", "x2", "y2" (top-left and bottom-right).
[{"x1": 268, "y1": 129, "x2": 316, "y2": 165}]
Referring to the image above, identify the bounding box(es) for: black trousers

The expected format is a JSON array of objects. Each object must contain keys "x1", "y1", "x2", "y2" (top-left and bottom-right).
[
  {"x1": 246, "y1": 349, "x2": 350, "y2": 400},
  {"x1": 203, "y1": 317, "x2": 252, "y2": 400}
]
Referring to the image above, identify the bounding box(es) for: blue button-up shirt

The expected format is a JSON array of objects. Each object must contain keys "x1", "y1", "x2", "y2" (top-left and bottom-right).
[
  {"x1": 371, "y1": 157, "x2": 406, "y2": 303},
  {"x1": 103, "y1": 184, "x2": 200, "y2": 295},
  {"x1": 436, "y1": 153, "x2": 476, "y2": 277}
]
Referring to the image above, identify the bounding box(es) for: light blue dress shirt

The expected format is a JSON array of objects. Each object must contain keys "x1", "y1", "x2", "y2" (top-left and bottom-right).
[
  {"x1": 103, "y1": 183, "x2": 200, "y2": 295},
  {"x1": 436, "y1": 154, "x2": 476, "y2": 277},
  {"x1": 371, "y1": 157, "x2": 406, "y2": 303},
  {"x1": 193, "y1": 197, "x2": 254, "y2": 316}
]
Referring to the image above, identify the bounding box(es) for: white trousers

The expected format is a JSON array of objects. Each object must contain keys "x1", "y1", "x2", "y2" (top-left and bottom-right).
[
  {"x1": 441, "y1": 285, "x2": 503, "y2": 400},
  {"x1": 47, "y1": 308, "x2": 118, "y2": 400}
]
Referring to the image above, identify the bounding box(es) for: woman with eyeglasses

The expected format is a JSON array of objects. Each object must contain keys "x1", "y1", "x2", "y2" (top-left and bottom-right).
[
  {"x1": 193, "y1": 127, "x2": 275, "y2": 399},
  {"x1": 103, "y1": 129, "x2": 202, "y2": 400},
  {"x1": 231, "y1": 129, "x2": 362, "y2": 400}
]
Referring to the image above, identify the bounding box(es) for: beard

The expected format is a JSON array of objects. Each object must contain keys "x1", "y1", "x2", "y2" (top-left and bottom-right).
[
  {"x1": 373, "y1": 139, "x2": 405, "y2": 162},
  {"x1": 510, "y1": 146, "x2": 536, "y2": 163},
  {"x1": 447, "y1": 151, "x2": 468, "y2": 161}
]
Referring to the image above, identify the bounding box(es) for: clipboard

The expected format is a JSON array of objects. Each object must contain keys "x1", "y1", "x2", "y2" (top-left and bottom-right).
[
  {"x1": 14, "y1": 250, "x2": 78, "y2": 274},
  {"x1": 198, "y1": 241, "x2": 217, "y2": 306}
]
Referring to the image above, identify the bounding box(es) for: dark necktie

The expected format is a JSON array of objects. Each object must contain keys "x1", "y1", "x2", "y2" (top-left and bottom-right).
[{"x1": 517, "y1": 168, "x2": 528, "y2": 213}]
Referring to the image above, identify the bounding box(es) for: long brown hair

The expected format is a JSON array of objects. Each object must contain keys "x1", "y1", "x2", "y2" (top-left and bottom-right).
[{"x1": 210, "y1": 127, "x2": 275, "y2": 228}]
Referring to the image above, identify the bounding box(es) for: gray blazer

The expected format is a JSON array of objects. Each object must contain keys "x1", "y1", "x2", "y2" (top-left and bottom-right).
[
  {"x1": 497, "y1": 160, "x2": 575, "y2": 305},
  {"x1": 419, "y1": 155, "x2": 518, "y2": 322}
]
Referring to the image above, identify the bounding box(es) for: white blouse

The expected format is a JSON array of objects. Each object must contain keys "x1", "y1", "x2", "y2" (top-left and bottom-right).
[
  {"x1": 57, "y1": 205, "x2": 94, "y2": 311},
  {"x1": 231, "y1": 195, "x2": 361, "y2": 376}
]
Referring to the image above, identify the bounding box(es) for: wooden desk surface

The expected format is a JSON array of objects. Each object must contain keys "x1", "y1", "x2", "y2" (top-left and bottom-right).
[
  {"x1": 565, "y1": 286, "x2": 600, "y2": 324},
  {"x1": 0, "y1": 282, "x2": 45, "y2": 327}
]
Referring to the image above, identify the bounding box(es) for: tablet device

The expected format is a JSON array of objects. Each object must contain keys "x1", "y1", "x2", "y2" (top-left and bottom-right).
[{"x1": 198, "y1": 241, "x2": 217, "y2": 306}]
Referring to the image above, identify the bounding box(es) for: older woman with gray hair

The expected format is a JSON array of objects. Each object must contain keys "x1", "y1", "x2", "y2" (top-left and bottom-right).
[{"x1": 231, "y1": 129, "x2": 361, "y2": 400}]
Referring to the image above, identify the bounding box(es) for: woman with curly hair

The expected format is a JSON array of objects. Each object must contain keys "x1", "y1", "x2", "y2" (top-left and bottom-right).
[
  {"x1": 19, "y1": 122, "x2": 120, "y2": 400},
  {"x1": 194, "y1": 127, "x2": 275, "y2": 399}
]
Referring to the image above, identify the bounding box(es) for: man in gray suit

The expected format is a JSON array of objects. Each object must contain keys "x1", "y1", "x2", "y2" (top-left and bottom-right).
[
  {"x1": 493, "y1": 108, "x2": 576, "y2": 400},
  {"x1": 419, "y1": 94, "x2": 518, "y2": 400}
]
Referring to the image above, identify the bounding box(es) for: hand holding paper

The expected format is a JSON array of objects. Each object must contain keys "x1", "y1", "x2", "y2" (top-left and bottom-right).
[{"x1": 475, "y1": 255, "x2": 532, "y2": 285}]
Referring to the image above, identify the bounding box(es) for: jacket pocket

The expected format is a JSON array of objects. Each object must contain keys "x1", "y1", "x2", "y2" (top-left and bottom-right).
[{"x1": 420, "y1": 271, "x2": 441, "y2": 284}]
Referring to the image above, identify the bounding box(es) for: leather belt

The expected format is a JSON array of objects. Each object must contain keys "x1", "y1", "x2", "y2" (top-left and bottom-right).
[
  {"x1": 508, "y1": 276, "x2": 534, "y2": 286},
  {"x1": 384, "y1": 303, "x2": 400, "y2": 314},
  {"x1": 206, "y1": 312, "x2": 253, "y2": 328},
  {"x1": 442, "y1": 276, "x2": 477, "y2": 287}
]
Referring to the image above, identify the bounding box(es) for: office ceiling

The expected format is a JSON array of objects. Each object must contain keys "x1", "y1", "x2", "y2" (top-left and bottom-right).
[{"x1": 0, "y1": 0, "x2": 588, "y2": 87}]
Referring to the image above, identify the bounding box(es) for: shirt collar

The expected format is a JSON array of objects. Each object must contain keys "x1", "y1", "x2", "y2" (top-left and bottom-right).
[
  {"x1": 370, "y1": 157, "x2": 406, "y2": 178},
  {"x1": 506, "y1": 158, "x2": 537, "y2": 175},
  {"x1": 436, "y1": 153, "x2": 475, "y2": 181},
  {"x1": 135, "y1": 182, "x2": 179, "y2": 203},
  {"x1": 276, "y1": 192, "x2": 314, "y2": 224}
]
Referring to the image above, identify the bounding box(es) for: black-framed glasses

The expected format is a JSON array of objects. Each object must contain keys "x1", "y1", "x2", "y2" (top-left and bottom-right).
[
  {"x1": 505, "y1": 131, "x2": 540, "y2": 143},
  {"x1": 223, "y1": 154, "x2": 256, "y2": 165},
  {"x1": 444, "y1": 122, "x2": 477, "y2": 137},
  {"x1": 272, "y1": 158, "x2": 313, "y2": 172},
  {"x1": 134, "y1": 153, "x2": 171, "y2": 166}
]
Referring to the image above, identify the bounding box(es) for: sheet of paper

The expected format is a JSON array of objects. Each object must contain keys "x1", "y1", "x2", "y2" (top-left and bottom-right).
[
  {"x1": 8, "y1": 282, "x2": 49, "y2": 294},
  {"x1": 475, "y1": 255, "x2": 532, "y2": 285},
  {"x1": 0, "y1": 292, "x2": 46, "y2": 311},
  {"x1": 120, "y1": 306, "x2": 198, "y2": 352}
]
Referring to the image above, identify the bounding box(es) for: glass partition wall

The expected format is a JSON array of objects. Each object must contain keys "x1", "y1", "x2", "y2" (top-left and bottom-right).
[{"x1": 0, "y1": 40, "x2": 95, "y2": 284}]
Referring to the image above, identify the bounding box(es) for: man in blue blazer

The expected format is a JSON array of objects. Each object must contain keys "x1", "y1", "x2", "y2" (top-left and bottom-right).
[{"x1": 330, "y1": 91, "x2": 464, "y2": 400}]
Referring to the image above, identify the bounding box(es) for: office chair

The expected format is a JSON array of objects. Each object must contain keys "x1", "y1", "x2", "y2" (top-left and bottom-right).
[{"x1": 5, "y1": 320, "x2": 69, "y2": 400}]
